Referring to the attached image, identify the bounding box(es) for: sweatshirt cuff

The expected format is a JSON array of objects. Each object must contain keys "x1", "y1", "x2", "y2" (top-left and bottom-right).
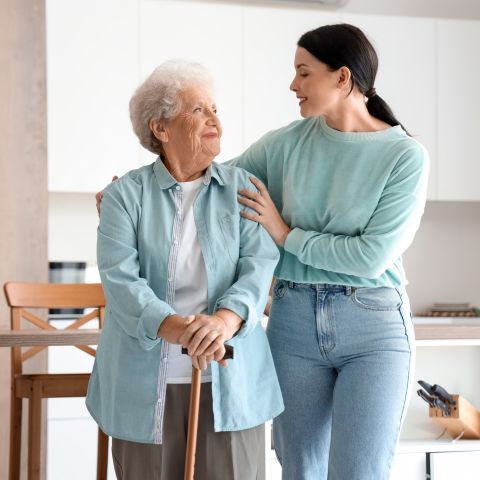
[
  {"x1": 283, "y1": 227, "x2": 306, "y2": 256},
  {"x1": 137, "y1": 300, "x2": 176, "y2": 350}
]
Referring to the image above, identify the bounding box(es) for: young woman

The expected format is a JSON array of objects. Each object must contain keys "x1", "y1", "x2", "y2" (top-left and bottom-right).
[{"x1": 225, "y1": 24, "x2": 429, "y2": 479}]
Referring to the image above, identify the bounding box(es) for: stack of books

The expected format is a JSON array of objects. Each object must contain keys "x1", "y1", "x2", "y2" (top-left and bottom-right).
[{"x1": 417, "y1": 302, "x2": 480, "y2": 317}]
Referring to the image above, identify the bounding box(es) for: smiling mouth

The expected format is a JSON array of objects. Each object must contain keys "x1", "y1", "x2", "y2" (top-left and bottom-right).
[
  {"x1": 298, "y1": 97, "x2": 307, "y2": 105},
  {"x1": 202, "y1": 133, "x2": 218, "y2": 138}
]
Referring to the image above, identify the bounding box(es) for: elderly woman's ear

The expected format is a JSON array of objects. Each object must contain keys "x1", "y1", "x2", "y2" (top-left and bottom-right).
[{"x1": 149, "y1": 119, "x2": 168, "y2": 143}]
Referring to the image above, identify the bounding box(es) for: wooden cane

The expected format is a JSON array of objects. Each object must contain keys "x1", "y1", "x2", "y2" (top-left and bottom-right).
[
  {"x1": 184, "y1": 366, "x2": 202, "y2": 480},
  {"x1": 182, "y1": 345, "x2": 234, "y2": 480}
]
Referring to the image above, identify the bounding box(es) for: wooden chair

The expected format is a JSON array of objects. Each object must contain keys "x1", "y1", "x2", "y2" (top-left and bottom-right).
[{"x1": 3, "y1": 282, "x2": 109, "y2": 480}]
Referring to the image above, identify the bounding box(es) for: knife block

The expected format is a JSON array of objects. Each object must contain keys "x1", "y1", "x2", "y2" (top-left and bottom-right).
[{"x1": 429, "y1": 394, "x2": 480, "y2": 439}]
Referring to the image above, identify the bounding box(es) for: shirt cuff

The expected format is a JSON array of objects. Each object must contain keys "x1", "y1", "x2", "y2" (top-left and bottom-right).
[
  {"x1": 137, "y1": 300, "x2": 176, "y2": 350},
  {"x1": 214, "y1": 298, "x2": 255, "y2": 339},
  {"x1": 283, "y1": 227, "x2": 306, "y2": 256}
]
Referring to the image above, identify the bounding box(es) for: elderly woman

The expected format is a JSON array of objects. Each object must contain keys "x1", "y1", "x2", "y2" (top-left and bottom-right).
[{"x1": 86, "y1": 60, "x2": 283, "y2": 480}]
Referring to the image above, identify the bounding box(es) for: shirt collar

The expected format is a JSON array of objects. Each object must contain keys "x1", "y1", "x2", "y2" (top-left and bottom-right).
[{"x1": 153, "y1": 157, "x2": 225, "y2": 189}]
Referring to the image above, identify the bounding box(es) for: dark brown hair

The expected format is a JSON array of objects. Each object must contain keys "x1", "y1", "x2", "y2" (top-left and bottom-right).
[{"x1": 298, "y1": 24, "x2": 410, "y2": 135}]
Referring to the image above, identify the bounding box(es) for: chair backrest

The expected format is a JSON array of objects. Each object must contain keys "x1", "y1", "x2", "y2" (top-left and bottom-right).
[{"x1": 3, "y1": 282, "x2": 106, "y2": 375}]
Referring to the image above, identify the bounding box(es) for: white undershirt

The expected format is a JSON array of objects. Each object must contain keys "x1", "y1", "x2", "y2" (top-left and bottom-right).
[{"x1": 166, "y1": 176, "x2": 211, "y2": 383}]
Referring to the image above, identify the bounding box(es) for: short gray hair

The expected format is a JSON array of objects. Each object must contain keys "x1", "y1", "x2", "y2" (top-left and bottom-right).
[{"x1": 129, "y1": 59, "x2": 213, "y2": 155}]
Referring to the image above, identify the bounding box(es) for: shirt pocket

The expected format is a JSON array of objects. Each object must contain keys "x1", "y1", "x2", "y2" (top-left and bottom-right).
[
  {"x1": 351, "y1": 287, "x2": 403, "y2": 311},
  {"x1": 219, "y1": 213, "x2": 241, "y2": 264}
]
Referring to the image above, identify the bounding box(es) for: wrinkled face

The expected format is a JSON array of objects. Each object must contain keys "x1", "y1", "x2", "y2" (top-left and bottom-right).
[
  {"x1": 289, "y1": 47, "x2": 342, "y2": 118},
  {"x1": 163, "y1": 84, "x2": 222, "y2": 176}
]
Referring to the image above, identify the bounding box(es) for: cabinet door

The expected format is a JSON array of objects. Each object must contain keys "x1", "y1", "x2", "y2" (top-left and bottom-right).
[
  {"x1": 430, "y1": 451, "x2": 480, "y2": 480},
  {"x1": 390, "y1": 453, "x2": 426, "y2": 480},
  {"x1": 243, "y1": 5, "x2": 341, "y2": 147},
  {"x1": 47, "y1": 0, "x2": 140, "y2": 192},
  {"x1": 139, "y1": 0, "x2": 243, "y2": 165},
  {"x1": 437, "y1": 20, "x2": 480, "y2": 201},
  {"x1": 342, "y1": 14, "x2": 437, "y2": 200}
]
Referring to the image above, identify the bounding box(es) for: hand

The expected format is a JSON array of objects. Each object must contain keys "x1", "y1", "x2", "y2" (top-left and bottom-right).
[
  {"x1": 191, "y1": 353, "x2": 215, "y2": 371},
  {"x1": 264, "y1": 296, "x2": 272, "y2": 316},
  {"x1": 238, "y1": 176, "x2": 292, "y2": 246},
  {"x1": 179, "y1": 309, "x2": 242, "y2": 358},
  {"x1": 157, "y1": 314, "x2": 195, "y2": 344},
  {"x1": 96, "y1": 175, "x2": 119, "y2": 216}
]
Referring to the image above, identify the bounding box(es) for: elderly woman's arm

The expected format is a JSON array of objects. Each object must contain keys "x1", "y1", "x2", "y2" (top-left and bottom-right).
[
  {"x1": 181, "y1": 182, "x2": 280, "y2": 357},
  {"x1": 98, "y1": 179, "x2": 190, "y2": 350}
]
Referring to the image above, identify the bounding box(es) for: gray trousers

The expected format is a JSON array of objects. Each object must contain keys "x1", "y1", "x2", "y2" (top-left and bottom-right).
[{"x1": 111, "y1": 382, "x2": 264, "y2": 480}]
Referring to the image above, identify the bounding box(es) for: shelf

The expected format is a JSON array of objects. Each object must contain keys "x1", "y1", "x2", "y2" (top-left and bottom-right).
[{"x1": 414, "y1": 324, "x2": 480, "y2": 344}]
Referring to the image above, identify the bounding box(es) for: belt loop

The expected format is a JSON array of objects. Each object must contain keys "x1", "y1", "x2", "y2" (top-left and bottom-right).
[
  {"x1": 345, "y1": 286, "x2": 352, "y2": 296},
  {"x1": 288, "y1": 281, "x2": 295, "y2": 289}
]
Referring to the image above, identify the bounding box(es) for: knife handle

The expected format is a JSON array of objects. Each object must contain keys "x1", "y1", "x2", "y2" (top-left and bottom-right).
[
  {"x1": 433, "y1": 397, "x2": 451, "y2": 417},
  {"x1": 181, "y1": 344, "x2": 234, "y2": 360},
  {"x1": 417, "y1": 389, "x2": 435, "y2": 408},
  {"x1": 432, "y1": 384, "x2": 455, "y2": 405},
  {"x1": 418, "y1": 380, "x2": 435, "y2": 396}
]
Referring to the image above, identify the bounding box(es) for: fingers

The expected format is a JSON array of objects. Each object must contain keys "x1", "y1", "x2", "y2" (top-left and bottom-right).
[
  {"x1": 95, "y1": 192, "x2": 103, "y2": 216},
  {"x1": 238, "y1": 188, "x2": 265, "y2": 206},
  {"x1": 178, "y1": 316, "x2": 204, "y2": 347},
  {"x1": 248, "y1": 175, "x2": 268, "y2": 194},
  {"x1": 240, "y1": 210, "x2": 263, "y2": 224},
  {"x1": 191, "y1": 354, "x2": 215, "y2": 371},
  {"x1": 237, "y1": 195, "x2": 264, "y2": 214},
  {"x1": 112, "y1": 175, "x2": 119, "y2": 181},
  {"x1": 181, "y1": 315, "x2": 226, "y2": 356},
  {"x1": 212, "y1": 344, "x2": 226, "y2": 362},
  {"x1": 218, "y1": 358, "x2": 228, "y2": 368}
]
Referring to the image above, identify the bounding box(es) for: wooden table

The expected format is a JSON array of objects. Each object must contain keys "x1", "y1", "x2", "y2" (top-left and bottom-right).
[{"x1": 0, "y1": 328, "x2": 101, "y2": 347}]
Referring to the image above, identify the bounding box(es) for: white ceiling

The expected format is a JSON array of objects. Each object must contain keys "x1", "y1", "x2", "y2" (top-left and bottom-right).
[{"x1": 208, "y1": 0, "x2": 480, "y2": 20}]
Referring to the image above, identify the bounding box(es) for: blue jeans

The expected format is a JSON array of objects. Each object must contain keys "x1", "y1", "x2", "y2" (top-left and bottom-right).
[{"x1": 267, "y1": 281, "x2": 414, "y2": 480}]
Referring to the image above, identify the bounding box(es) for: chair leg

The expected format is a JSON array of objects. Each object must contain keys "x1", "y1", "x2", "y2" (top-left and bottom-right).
[
  {"x1": 97, "y1": 428, "x2": 109, "y2": 480},
  {"x1": 27, "y1": 381, "x2": 42, "y2": 480},
  {"x1": 9, "y1": 391, "x2": 23, "y2": 480}
]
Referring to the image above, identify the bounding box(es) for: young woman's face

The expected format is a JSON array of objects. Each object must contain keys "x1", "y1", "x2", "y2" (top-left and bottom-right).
[{"x1": 290, "y1": 47, "x2": 342, "y2": 118}]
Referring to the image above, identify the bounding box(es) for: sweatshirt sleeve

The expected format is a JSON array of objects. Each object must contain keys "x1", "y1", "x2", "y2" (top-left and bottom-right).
[
  {"x1": 97, "y1": 178, "x2": 176, "y2": 350},
  {"x1": 283, "y1": 145, "x2": 429, "y2": 279}
]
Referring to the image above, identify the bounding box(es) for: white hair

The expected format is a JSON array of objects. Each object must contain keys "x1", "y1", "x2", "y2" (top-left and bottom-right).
[{"x1": 129, "y1": 59, "x2": 214, "y2": 155}]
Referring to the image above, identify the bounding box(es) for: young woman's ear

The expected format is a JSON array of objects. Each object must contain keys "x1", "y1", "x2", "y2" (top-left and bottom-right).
[
  {"x1": 337, "y1": 66, "x2": 352, "y2": 91},
  {"x1": 149, "y1": 119, "x2": 168, "y2": 143}
]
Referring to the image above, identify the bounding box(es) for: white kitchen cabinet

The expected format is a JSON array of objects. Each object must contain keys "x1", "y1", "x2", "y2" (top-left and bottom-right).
[
  {"x1": 390, "y1": 453, "x2": 426, "y2": 480},
  {"x1": 341, "y1": 14, "x2": 438, "y2": 200},
  {"x1": 437, "y1": 19, "x2": 480, "y2": 201},
  {"x1": 243, "y1": 6, "x2": 341, "y2": 147},
  {"x1": 430, "y1": 451, "x2": 480, "y2": 480},
  {"x1": 47, "y1": 0, "x2": 141, "y2": 192},
  {"x1": 139, "y1": 0, "x2": 244, "y2": 165}
]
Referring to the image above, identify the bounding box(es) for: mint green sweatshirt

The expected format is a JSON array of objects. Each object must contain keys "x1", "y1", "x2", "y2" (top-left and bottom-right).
[{"x1": 227, "y1": 116, "x2": 429, "y2": 287}]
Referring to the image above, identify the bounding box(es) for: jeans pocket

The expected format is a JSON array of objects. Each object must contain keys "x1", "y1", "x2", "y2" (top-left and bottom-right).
[
  {"x1": 272, "y1": 280, "x2": 287, "y2": 299},
  {"x1": 352, "y1": 286, "x2": 403, "y2": 311}
]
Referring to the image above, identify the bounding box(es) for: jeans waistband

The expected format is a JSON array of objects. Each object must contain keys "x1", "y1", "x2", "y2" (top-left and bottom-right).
[{"x1": 284, "y1": 281, "x2": 356, "y2": 295}]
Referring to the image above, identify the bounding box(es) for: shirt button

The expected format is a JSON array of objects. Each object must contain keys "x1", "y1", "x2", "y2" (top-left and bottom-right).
[
  {"x1": 175, "y1": 186, "x2": 181, "y2": 191},
  {"x1": 174, "y1": 240, "x2": 179, "y2": 246},
  {"x1": 177, "y1": 209, "x2": 181, "y2": 214},
  {"x1": 162, "y1": 357, "x2": 168, "y2": 363}
]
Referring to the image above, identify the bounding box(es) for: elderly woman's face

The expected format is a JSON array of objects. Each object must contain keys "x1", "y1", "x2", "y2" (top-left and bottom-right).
[{"x1": 161, "y1": 85, "x2": 222, "y2": 175}]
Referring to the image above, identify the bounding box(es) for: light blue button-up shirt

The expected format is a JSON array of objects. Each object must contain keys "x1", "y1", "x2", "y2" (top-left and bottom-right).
[{"x1": 86, "y1": 159, "x2": 284, "y2": 444}]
